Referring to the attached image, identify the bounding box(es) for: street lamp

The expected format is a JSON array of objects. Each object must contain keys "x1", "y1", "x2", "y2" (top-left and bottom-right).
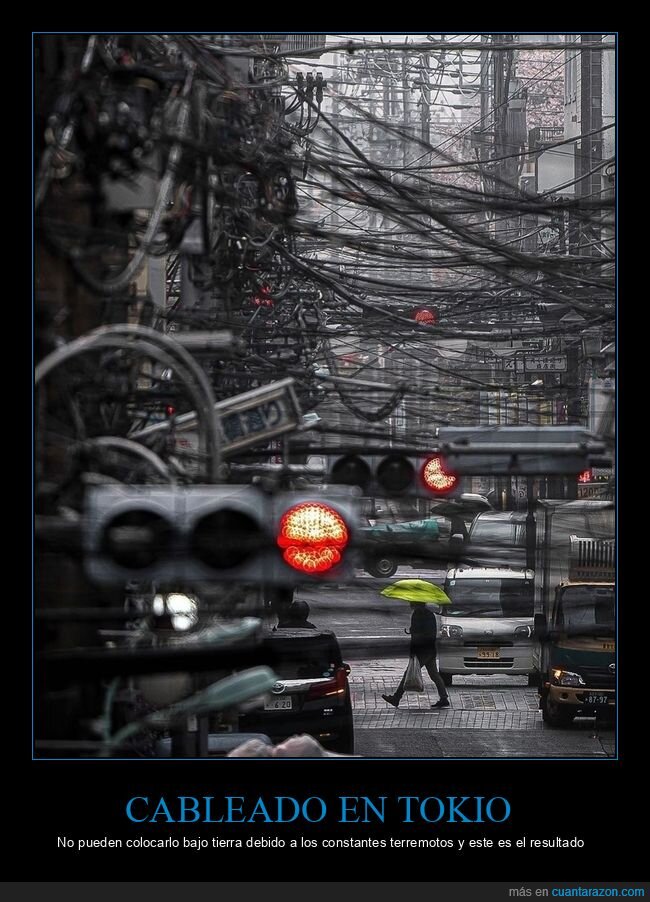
[{"x1": 581, "y1": 326, "x2": 602, "y2": 360}]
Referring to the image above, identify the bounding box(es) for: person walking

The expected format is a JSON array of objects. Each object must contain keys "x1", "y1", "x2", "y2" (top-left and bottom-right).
[{"x1": 382, "y1": 601, "x2": 450, "y2": 709}]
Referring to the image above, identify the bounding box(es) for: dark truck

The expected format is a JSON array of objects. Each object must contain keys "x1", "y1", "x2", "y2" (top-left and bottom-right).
[
  {"x1": 533, "y1": 500, "x2": 615, "y2": 727},
  {"x1": 360, "y1": 494, "x2": 492, "y2": 577}
]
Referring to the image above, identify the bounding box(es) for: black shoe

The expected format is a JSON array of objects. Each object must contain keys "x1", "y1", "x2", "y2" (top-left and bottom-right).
[
  {"x1": 382, "y1": 694, "x2": 400, "y2": 708},
  {"x1": 431, "y1": 698, "x2": 450, "y2": 709}
]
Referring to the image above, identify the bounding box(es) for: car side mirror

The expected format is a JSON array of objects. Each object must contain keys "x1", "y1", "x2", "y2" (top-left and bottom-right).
[
  {"x1": 342, "y1": 663, "x2": 351, "y2": 676},
  {"x1": 534, "y1": 613, "x2": 548, "y2": 641}
]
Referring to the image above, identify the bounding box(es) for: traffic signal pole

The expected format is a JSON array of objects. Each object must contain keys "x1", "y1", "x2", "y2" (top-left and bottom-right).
[
  {"x1": 525, "y1": 476, "x2": 536, "y2": 571},
  {"x1": 492, "y1": 33, "x2": 519, "y2": 509}
]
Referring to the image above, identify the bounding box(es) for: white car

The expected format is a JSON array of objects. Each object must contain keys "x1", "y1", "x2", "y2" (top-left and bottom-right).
[{"x1": 437, "y1": 566, "x2": 537, "y2": 685}]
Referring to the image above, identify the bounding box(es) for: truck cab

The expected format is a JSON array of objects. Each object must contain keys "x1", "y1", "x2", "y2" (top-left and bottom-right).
[{"x1": 534, "y1": 501, "x2": 615, "y2": 727}]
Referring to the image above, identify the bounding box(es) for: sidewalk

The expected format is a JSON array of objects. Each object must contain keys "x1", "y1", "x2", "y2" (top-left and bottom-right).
[{"x1": 349, "y1": 658, "x2": 542, "y2": 731}]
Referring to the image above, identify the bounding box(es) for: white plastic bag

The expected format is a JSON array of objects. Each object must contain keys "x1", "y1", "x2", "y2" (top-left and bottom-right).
[{"x1": 403, "y1": 655, "x2": 424, "y2": 692}]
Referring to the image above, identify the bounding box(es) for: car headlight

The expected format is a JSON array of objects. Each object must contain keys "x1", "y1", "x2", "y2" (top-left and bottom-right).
[
  {"x1": 441, "y1": 624, "x2": 463, "y2": 639},
  {"x1": 551, "y1": 669, "x2": 585, "y2": 687},
  {"x1": 514, "y1": 625, "x2": 532, "y2": 638},
  {"x1": 153, "y1": 592, "x2": 199, "y2": 631}
]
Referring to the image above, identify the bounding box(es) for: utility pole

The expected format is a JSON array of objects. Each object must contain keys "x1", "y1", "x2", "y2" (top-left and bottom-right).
[
  {"x1": 477, "y1": 33, "x2": 491, "y2": 238},
  {"x1": 331, "y1": 53, "x2": 341, "y2": 229},
  {"x1": 491, "y1": 33, "x2": 518, "y2": 509},
  {"x1": 562, "y1": 35, "x2": 604, "y2": 499},
  {"x1": 420, "y1": 52, "x2": 430, "y2": 145},
  {"x1": 480, "y1": 34, "x2": 490, "y2": 138},
  {"x1": 578, "y1": 33, "x2": 603, "y2": 256},
  {"x1": 402, "y1": 52, "x2": 410, "y2": 169},
  {"x1": 493, "y1": 33, "x2": 519, "y2": 217}
]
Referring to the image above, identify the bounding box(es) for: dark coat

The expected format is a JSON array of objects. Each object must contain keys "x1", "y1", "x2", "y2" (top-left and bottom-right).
[{"x1": 409, "y1": 605, "x2": 438, "y2": 657}]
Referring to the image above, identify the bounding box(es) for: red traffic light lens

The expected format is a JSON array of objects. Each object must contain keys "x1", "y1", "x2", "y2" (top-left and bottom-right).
[
  {"x1": 414, "y1": 308, "x2": 437, "y2": 325},
  {"x1": 422, "y1": 455, "x2": 458, "y2": 494},
  {"x1": 278, "y1": 502, "x2": 349, "y2": 573}
]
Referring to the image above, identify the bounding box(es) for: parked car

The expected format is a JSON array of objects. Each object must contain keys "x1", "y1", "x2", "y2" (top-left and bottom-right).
[
  {"x1": 361, "y1": 514, "x2": 448, "y2": 576},
  {"x1": 360, "y1": 494, "x2": 492, "y2": 577},
  {"x1": 437, "y1": 566, "x2": 537, "y2": 685},
  {"x1": 238, "y1": 628, "x2": 354, "y2": 754}
]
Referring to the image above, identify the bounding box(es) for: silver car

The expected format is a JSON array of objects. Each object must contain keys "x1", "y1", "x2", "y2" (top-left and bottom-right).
[{"x1": 437, "y1": 566, "x2": 537, "y2": 686}]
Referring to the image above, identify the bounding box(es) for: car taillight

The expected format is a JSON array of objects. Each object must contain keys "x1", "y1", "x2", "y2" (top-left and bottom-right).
[{"x1": 306, "y1": 666, "x2": 348, "y2": 701}]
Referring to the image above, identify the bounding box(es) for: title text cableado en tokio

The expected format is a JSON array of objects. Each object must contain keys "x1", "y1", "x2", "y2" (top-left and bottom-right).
[{"x1": 125, "y1": 795, "x2": 511, "y2": 824}]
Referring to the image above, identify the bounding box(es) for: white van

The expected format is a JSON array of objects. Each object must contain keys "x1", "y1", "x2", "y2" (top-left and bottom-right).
[{"x1": 437, "y1": 566, "x2": 536, "y2": 685}]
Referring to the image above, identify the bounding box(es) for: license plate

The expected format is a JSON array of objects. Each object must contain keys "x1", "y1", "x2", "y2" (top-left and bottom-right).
[
  {"x1": 584, "y1": 694, "x2": 609, "y2": 706},
  {"x1": 264, "y1": 697, "x2": 293, "y2": 711},
  {"x1": 477, "y1": 648, "x2": 501, "y2": 659}
]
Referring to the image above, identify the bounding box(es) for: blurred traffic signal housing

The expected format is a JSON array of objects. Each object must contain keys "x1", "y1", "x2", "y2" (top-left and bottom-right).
[{"x1": 84, "y1": 485, "x2": 361, "y2": 585}]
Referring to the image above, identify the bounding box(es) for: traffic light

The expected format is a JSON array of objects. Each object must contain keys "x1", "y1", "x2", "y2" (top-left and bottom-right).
[
  {"x1": 390, "y1": 304, "x2": 439, "y2": 325},
  {"x1": 327, "y1": 453, "x2": 461, "y2": 498},
  {"x1": 275, "y1": 496, "x2": 350, "y2": 574},
  {"x1": 411, "y1": 307, "x2": 438, "y2": 325},
  {"x1": 84, "y1": 485, "x2": 360, "y2": 585},
  {"x1": 421, "y1": 454, "x2": 459, "y2": 495}
]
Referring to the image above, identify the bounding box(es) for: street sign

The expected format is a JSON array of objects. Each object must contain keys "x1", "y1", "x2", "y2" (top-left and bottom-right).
[
  {"x1": 130, "y1": 378, "x2": 303, "y2": 456},
  {"x1": 539, "y1": 226, "x2": 559, "y2": 244},
  {"x1": 577, "y1": 483, "x2": 613, "y2": 499},
  {"x1": 216, "y1": 379, "x2": 303, "y2": 454},
  {"x1": 524, "y1": 355, "x2": 567, "y2": 372},
  {"x1": 501, "y1": 354, "x2": 567, "y2": 373}
]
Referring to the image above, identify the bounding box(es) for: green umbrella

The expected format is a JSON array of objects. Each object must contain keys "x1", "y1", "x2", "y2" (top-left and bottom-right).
[{"x1": 380, "y1": 578, "x2": 451, "y2": 604}]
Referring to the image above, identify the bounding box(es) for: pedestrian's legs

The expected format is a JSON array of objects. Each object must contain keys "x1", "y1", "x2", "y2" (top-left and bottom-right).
[
  {"x1": 391, "y1": 665, "x2": 409, "y2": 704},
  {"x1": 420, "y1": 652, "x2": 449, "y2": 702},
  {"x1": 382, "y1": 660, "x2": 412, "y2": 708}
]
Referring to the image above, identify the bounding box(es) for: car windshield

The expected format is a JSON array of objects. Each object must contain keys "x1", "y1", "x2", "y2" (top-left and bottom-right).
[
  {"x1": 444, "y1": 578, "x2": 534, "y2": 617},
  {"x1": 263, "y1": 632, "x2": 342, "y2": 679},
  {"x1": 470, "y1": 520, "x2": 521, "y2": 546},
  {"x1": 555, "y1": 586, "x2": 615, "y2": 633}
]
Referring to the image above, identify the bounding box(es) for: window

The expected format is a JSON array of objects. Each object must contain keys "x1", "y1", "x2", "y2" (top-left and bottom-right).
[
  {"x1": 443, "y1": 578, "x2": 534, "y2": 617},
  {"x1": 470, "y1": 519, "x2": 521, "y2": 546},
  {"x1": 565, "y1": 35, "x2": 578, "y2": 104},
  {"x1": 263, "y1": 632, "x2": 343, "y2": 678},
  {"x1": 557, "y1": 586, "x2": 614, "y2": 631}
]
